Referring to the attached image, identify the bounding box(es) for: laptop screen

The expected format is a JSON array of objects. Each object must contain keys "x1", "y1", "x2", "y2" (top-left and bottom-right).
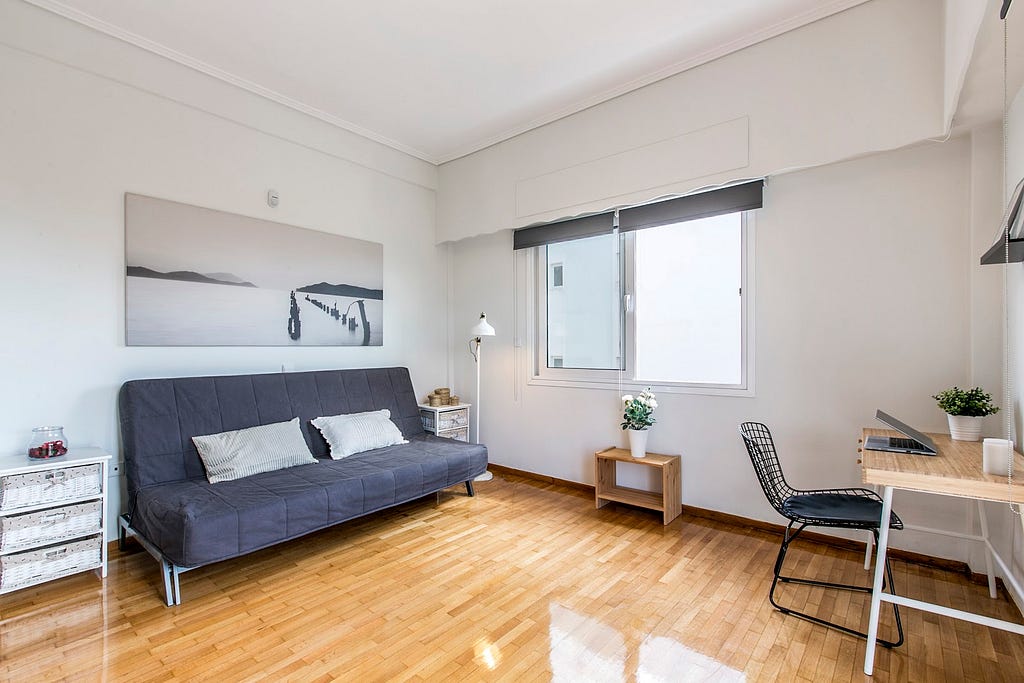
[{"x1": 875, "y1": 410, "x2": 936, "y2": 450}]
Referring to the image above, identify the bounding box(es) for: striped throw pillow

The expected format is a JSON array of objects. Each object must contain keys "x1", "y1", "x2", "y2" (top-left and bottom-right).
[
  {"x1": 311, "y1": 409, "x2": 408, "y2": 459},
  {"x1": 192, "y1": 418, "x2": 317, "y2": 483}
]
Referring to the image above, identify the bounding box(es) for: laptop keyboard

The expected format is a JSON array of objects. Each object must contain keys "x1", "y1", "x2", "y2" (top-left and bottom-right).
[{"x1": 889, "y1": 437, "x2": 923, "y2": 449}]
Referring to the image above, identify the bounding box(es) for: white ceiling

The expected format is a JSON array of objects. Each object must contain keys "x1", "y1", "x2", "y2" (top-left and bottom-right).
[{"x1": 30, "y1": 0, "x2": 869, "y2": 163}]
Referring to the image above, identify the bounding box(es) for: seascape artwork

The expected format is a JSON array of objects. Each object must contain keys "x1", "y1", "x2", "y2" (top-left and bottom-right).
[{"x1": 125, "y1": 194, "x2": 383, "y2": 346}]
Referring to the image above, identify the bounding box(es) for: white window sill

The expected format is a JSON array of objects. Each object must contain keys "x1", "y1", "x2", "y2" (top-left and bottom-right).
[{"x1": 527, "y1": 375, "x2": 755, "y2": 398}]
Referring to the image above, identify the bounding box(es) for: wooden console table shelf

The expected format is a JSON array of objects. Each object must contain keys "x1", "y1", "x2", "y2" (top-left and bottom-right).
[{"x1": 594, "y1": 447, "x2": 681, "y2": 525}]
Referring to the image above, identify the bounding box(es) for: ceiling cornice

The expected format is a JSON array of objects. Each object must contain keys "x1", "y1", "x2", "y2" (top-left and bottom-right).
[{"x1": 22, "y1": 0, "x2": 870, "y2": 167}]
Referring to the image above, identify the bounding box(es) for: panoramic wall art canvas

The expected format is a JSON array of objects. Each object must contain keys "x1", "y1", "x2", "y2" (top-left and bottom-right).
[{"x1": 125, "y1": 194, "x2": 383, "y2": 346}]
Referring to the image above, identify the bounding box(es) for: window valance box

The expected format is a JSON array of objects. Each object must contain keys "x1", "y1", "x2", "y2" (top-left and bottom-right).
[
  {"x1": 512, "y1": 180, "x2": 763, "y2": 250},
  {"x1": 618, "y1": 180, "x2": 763, "y2": 233},
  {"x1": 512, "y1": 212, "x2": 614, "y2": 250}
]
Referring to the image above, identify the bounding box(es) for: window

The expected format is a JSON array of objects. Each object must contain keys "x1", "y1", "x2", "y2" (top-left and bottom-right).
[
  {"x1": 521, "y1": 182, "x2": 760, "y2": 394},
  {"x1": 633, "y1": 213, "x2": 742, "y2": 385},
  {"x1": 544, "y1": 234, "x2": 621, "y2": 370}
]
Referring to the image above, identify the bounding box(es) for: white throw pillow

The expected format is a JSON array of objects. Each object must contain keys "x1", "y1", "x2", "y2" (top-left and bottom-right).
[
  {"x1": 192, "y1": 417, "x2": 317, "y2": 483},
  {"x1": 311, "y1": 409, "x2": 408, "y2": 459}
]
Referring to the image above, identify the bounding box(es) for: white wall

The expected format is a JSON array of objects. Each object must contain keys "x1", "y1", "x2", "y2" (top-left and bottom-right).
[
  {"x1": 451, "y1": 138, "x2": 991, "y2": 561},
  {"x1": 437, "y1": 0, "x2": 945, "y2": 243},
  {"x1": 0, "y1": 4, "x2": 448, "y2": 538},
  {"x1": 943, "y1": 0, "x2": 987, "y2": 128}
]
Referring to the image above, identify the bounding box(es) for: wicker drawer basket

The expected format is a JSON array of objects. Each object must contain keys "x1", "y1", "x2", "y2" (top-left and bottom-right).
[
  {"x1": 0, "y1": 501, "x2": 102, "y2": 553},
  {"x1": 445, "y1": 427, "x2": 469, "y2": 442},
  {"x1": 0, "y1": 535, "x2": 102, "y2": 592},
  {"x1": 0, "y1": 464, "x2": 102, "y2": 511},
  {"x1": 421, "y1": 408, "x2": 469, "y2": 432}
]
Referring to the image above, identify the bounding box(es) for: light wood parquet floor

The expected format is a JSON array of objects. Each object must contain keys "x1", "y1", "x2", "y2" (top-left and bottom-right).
[{"x1": 2, "y1": 472, "x2": 1023, "y2": 682}]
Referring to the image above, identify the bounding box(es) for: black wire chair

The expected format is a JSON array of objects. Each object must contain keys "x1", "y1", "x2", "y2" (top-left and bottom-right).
[{"x1": 739, "y1": 421, "x2": 904, "y2": 648}]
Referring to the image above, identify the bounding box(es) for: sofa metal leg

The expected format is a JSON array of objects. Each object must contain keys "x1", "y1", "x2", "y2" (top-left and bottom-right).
[
  {"x1": 465, "y1": 480, "x2": 475, "y2": 497},
  {"x1": 118, "y1": 515, "x2": 129, "y2": 552},
  {"x1": 171, "y1": 565, "x2": 184, "y2": 606},
  {"x1": 160, "y1": 558, "x2": 174, "y2": 607}
]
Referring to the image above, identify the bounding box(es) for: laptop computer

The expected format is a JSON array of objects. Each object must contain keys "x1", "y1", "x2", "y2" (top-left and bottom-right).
[{"x1": 864, "y1": 410, "x2": 938, "y2": 455}]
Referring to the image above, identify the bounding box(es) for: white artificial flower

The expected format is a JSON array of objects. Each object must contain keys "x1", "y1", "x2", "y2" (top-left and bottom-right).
[
  {"x1": 649, "y1": 399, "x2": 658, "y2": 409},
  {"x1": 622, "y1": 395, "x2": 634, "y2": 404}
]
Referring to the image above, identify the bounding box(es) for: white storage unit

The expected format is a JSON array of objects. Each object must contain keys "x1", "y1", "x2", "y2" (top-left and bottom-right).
[
  {"x1": 418, "y1": 403, "x2": 471, "y2": 442},
  {"x1": 0, "y1": 448, "x2": 111, "y2": 594}
]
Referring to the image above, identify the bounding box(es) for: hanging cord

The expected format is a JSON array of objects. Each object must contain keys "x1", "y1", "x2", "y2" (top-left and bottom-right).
[
  {"x1": 1001, "y1": 17, "x2": 1023, "y2": 517},
  {"x1": 616, "y1": 217, "x2": 625, "y2": 414}
]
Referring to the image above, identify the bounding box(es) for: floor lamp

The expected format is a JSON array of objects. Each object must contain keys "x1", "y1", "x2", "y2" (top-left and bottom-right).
[{"x1": 470, "y1": 312, "x2": 495, "y2": 482}]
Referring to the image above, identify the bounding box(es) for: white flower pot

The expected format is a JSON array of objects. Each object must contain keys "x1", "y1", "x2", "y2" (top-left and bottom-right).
[
  {"x1": 627, "y1": 429, "x2": 648, "y2": 458},
  {"x1": 947, "y1": 414, "x2": 983, "y2": 442}
]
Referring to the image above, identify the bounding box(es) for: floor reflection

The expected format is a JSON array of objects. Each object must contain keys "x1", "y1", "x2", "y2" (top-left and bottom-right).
[
  {"x1": 474, "y1": 638, "x2": 503, "y2": 670},
  {"x1": 0, "y1": 583, "x2": 108, "y2": 680},
  {"x1": 549, "y1": 603, "x2": 745, "y2": 683},
  {"x1": 549, "y1": 603, "x2": 625, "y2": 682},
  {"x1": 638, "y1": 635, "x2": 746, "y2": 682}
]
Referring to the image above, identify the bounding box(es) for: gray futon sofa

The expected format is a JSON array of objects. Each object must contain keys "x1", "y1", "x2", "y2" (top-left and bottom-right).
[{"x1": 118, "y1": 367, "x2": 488, "y2": 605}]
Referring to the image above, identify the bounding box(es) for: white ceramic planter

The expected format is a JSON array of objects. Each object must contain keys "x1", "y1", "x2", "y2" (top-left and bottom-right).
[
  {"x1": 627, "y1": 429, "x2": 649, "y2": 458},
  {"x1": 947, "y1": 414, "x2": 983, "y2": 442}
]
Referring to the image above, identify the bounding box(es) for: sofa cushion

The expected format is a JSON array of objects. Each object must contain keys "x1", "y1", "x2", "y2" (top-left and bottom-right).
[
  {"x1": 311, "y1": 409, "x2": 408, "y2": 459},
  {"x1": 192, "y1": 418, "x2": 317, "y2": 483}
]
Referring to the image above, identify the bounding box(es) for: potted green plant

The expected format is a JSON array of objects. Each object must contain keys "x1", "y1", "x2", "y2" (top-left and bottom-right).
[
  {"x1": 932, "y1": 386, "x2": 999, "y2": 441},
  {"x1": 621, "y1": 388, "x2": 657, "y2": 458}
]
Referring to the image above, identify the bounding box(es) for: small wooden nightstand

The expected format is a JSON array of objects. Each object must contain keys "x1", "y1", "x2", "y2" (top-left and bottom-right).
[{"x1": 594, "y1": 447, "x2": 681, "y2": 525}]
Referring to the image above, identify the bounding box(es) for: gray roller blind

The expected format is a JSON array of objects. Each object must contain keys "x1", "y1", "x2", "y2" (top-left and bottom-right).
[
  {"x1": 619, "y1": 181, "x2": 763, "y2": 233},
  {"x1": 513, "y1": 212, "x2": 614, "y2": 250}
]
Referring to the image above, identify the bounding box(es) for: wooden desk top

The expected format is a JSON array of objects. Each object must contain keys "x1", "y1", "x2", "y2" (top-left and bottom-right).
[{"x1": 860, "y1": 428, "x2": 1024, "y2": 502}]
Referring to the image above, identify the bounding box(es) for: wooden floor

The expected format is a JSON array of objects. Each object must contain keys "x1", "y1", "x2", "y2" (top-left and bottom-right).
[{"x1": 2, "y1": 474, "x2": 1023, "y2": 682}]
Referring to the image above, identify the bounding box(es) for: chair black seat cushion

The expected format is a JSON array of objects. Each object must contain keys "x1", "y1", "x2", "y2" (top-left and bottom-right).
[{"x1": 782, "y1": 492, "x2": 902, "y2": 529}]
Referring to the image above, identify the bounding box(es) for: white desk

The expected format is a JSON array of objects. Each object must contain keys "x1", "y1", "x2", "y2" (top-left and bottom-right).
[{"x1": 860, "y1": 428, "x2": 1024, "y2": 675}]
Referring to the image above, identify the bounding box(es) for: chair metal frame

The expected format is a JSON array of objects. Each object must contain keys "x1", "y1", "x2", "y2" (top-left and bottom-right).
[{"x1": 739, "y1": 421, "x2": 904, "y2": 648}]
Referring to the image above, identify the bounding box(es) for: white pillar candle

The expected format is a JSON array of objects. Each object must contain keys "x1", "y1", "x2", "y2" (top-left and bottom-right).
[{"x1": 982, "y1": 438, "x2": 1014, "y2": 475}]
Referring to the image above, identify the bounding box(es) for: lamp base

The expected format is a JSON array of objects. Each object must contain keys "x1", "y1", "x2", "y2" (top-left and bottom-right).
[{"x1": 474, "y1": 470, "x2": 494, "y2": 482}]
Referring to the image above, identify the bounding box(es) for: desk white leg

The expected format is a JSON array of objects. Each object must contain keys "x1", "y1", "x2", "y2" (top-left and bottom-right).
[
  {"x1": 977, "y1": 500, "x2": 997, "y2": 599},
  {"x1": 864, "y1": 530, "x2": 874, "y2": 570},
  {"x1": 864, "y1": 485, "x2": 894, "y2": 676},
  {"x1": 864, "y1": 484, "x2": 879, "y2": 570}
]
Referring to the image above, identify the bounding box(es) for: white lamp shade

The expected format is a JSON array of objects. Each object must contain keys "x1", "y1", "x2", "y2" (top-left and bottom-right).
[{"x1": 470, "y1": 313, "x2": 495, "y2": 337}]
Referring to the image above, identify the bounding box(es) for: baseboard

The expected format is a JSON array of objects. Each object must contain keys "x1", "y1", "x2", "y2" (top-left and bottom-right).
[
  {"x1": 487, "y1": 464, "x2": 593, "y2": 493},
  {"x1": 491, "y1": 463, "x2": 1011, "y2": 597}
]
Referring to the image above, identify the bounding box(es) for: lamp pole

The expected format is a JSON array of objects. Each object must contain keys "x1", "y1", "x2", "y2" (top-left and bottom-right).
[
  {"x1": 474, "y1": 336, "x2": 482, "y2": 445},
  {"x1": 469, "y1": 312, "x2": 495, "y2": 482}
]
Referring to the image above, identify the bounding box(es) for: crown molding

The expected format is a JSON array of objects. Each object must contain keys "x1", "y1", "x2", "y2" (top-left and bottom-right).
[
  {"x1": 20, "y1": 0, "x2": 438, "y2": 163},
  {"x1": 22, "y1": 0, "x2": 870, "y2": 167}
]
